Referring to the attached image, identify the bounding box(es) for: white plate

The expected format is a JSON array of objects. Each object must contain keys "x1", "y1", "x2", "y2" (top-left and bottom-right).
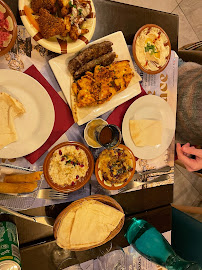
[
  {"x1": 0, "y1": 70, "x2": 55, "y2": 158},
  {"x1": 122, "y1": 95, "x2": 175, "y2": 160},
  {"x1": 49, "y1": 31, "x2": 142, "y2": 125},
  {"x1": 18, "y1": 0, "x2": 96, "y2": 54}
]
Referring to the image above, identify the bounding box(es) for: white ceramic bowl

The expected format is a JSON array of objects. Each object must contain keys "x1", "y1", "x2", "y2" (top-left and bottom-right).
[{"x1": 84, "y1": 118, "x2": 108, "y2": 148}]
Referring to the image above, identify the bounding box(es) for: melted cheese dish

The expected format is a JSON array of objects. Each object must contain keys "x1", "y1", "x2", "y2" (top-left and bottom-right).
[{"x1": 98, "y1": 148, "x2": 134, "y2": 187}]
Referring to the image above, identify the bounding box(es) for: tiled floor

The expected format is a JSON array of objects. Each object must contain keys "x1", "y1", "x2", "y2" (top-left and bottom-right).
[
  {"x1": 111, "y1": 0, "x2": 202, "y2": 48},
  {"x1": 174, "y1": 164, "x2": 202, "y2": 222},
  {"x1": 174, "y1": 165, "x2": 202, "y2": 206}
]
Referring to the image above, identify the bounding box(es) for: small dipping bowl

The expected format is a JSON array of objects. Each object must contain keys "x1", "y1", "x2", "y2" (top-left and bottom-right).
[
  {"x1": 96, "y1": 124, "x2": 122, "y2": 149},
  {"x1": 84, "y1": 118, "x2": 108, "y2": 148}
]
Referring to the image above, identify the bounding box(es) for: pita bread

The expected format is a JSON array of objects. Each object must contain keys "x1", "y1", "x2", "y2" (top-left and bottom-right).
[
  {"x1": 0, "y1": 93, "x2": 25, "y2": 150},
  {"x1": 56, "y1": 200, "x2": 124, "y2": 250},
  {"x1": 129, "y1": 119, "x2": 162, "y2": 147}
]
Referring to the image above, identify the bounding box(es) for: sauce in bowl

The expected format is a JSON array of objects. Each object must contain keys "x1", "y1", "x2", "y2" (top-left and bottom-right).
[
  {"x1": 97, "y1": 124, "x2": 122, "y2": 149},
  {"x1": 99, "y1": 126, "x2": 113, "y2": 145}
]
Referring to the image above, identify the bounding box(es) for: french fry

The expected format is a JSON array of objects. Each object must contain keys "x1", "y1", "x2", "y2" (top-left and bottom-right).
[
  {"x1": 0, "y1": 182, "x2": 37, "y2": 194},
  {"x1": 4, "y1": 171, "x2": 43, "y2": 183}
]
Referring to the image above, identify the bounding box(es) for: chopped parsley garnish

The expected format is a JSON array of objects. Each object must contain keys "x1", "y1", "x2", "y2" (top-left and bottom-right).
[
  {"x1": 144, "y1": 42, "x2": 159, "y2": 55},
  {"x1": 78, "y1": 8, "x2": 82, "y2": 15},
  {"x1": 65, "y1": 160, "x2": 71, "y2": 165},
  {"x1": 69, "y1": 1, "x2": 76, "y2": 8}
]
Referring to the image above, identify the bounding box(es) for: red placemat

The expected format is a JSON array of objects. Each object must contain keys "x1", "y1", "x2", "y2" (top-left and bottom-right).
[
  {"x1": 24, "y1": 65, "x2": 74, "y2": 164},
  {"x1": 24, "y1": 66, "x2": 146, "y2": 164},
  {"x1": 107, "y1": 85, "x2": 147, "y2": 128}
]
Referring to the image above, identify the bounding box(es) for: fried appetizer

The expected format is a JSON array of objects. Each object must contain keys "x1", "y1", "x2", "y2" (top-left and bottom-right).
[
  {"x1": 4, "y1": 171, "x2": 43, "y2": 183},
  {"x1": 29, "y1": 0, "x2": 92, "y2": 41},
  {"x1": 72, "y1": 60, "x2": 134, "y2": 107},
  {"x1": 31, "y1": 0, "x2": 56, "y2": 13},
  {"x1": 58, "y1": 0, "x2": 70, "y2": 8},
  {"x1": 0, "y1": 182, "x2": 37, "y2": 194},
  {"x1": 37, "y1": 8, "x2": 66, "y2": 39},
  {"x1": 69, "y1": 24, "x2": 89, "y2": 41}
]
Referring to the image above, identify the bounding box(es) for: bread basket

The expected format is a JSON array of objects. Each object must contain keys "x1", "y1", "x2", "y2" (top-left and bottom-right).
[{"x1": 53, "y1": 194, "x2": 125, "y2": 251}]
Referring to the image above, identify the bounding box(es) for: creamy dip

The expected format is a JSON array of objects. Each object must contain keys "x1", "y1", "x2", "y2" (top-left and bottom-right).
[
  {"x1": 48, "y1": 145, "x2": 89, "y2": 186},
  {"x1": 135, "y1": 26, "x2": 170, "y2": 71}
]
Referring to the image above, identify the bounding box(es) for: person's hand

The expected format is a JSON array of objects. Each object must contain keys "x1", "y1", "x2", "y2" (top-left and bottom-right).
[{"x1": 176, "y1": 143, "x2": 202, "y2": 172}]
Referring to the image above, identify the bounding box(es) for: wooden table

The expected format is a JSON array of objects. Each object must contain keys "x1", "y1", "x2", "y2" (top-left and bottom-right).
[{"x1": 2, "y1": 1, "x2": 179, "y2": 269}]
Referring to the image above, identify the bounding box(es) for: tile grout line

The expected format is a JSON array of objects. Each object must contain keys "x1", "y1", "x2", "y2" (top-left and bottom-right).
[
  {"x1": 177, "y1": 0, "x2": 183, "y2": 5},
  {"x1": 175, "y1": 165, "x2": 202, "y2": 194},
  {"x1": 191, "y1": 195, "x2": 202, "y2": 207},
  {"x1": 171, "y1": 2, "x2": 179, "y2": 13},
  {"x1": 177, "y1": 4, "x2": 200, "y2": 41},
  {"x1": 109, "y1": 0, "x2": 180, "y2": 14}
]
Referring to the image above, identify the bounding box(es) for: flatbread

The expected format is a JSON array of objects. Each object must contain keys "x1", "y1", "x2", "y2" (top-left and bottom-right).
[
  {"x1": 56, "y1": 200, "x2": 124, "y2": 250},
  {"x1": 56, "y1": 206, "x2": 78, "y2": 250},
  {"x1": 0, "y1": 92, "x2": 25, "y2": 150},
  {"x1": 129, "y1": 119, "x2": 162, "y2": 147}
]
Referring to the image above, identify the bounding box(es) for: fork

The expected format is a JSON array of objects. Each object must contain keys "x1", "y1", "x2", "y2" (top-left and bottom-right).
[
  {"x1": 37, "y1": 189, "x2": 69, "y2": 200},
  {"x1": 132, "y1": 165, "x2": 173, "y2": 182},
  {"x1": 116, "y1": 174, "x2": 169, "y2": 194}
]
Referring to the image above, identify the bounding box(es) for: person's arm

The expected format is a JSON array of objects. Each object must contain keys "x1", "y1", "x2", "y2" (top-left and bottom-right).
[{"x1": 176, "y1": 143, "x2": 202, "y2": 172}]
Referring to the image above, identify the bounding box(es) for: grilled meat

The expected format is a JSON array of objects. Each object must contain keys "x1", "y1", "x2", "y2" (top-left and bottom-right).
[
  {"x1": 73, "y1": 52, "x2": 116, "y2": 79},
  {"x1": 68, "y1": 41, "x2": 113, "y2": 76}
]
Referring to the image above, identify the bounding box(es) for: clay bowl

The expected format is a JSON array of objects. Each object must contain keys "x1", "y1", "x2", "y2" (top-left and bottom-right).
[
  {"x1": 43, "y1": 141, "x2": 94, "y2": 193},
  {"x1": 0, "y1": 0, "x2": 17, "y2": 57},
  {"x1": 95, "y1": 144, "x2": 136, "y2": 190},
  {"x1": 53, "y1": 194, "x2": 125, "y2": 251},
  {"x1": 132, "y1": 24, "x2": 171, "y2": 74}
]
